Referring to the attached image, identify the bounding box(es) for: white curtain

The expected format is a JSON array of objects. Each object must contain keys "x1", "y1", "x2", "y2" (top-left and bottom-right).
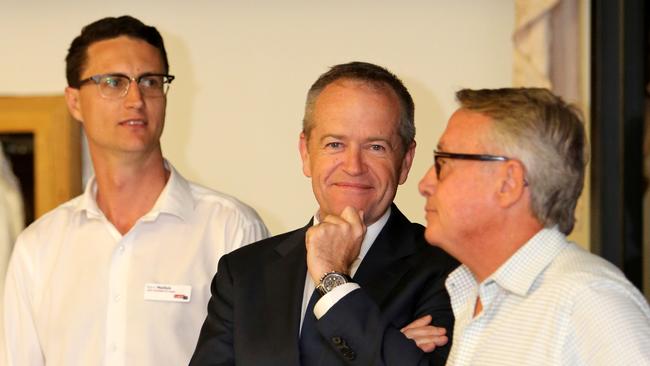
[
  {"x1": 513, "y1": 0, "x2": 581, "y2": 103},
  {"x1": 513, "y1": 0, "x2": 587, "y2": 246},
  {"x1": 0, "y1": 142, "x2": 25, "y2": 355},
  {"x1": 0, "y1": 144, "x2": 24, "y2": 271}
]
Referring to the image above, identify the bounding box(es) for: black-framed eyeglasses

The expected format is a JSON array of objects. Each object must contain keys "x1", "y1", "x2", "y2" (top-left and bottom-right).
[
  {"x1": 77, "y1": 73, "x2": 175, "y2": 99},
  {"x1": 434, "y1": 150, "x2": 511, "y2": 179}
]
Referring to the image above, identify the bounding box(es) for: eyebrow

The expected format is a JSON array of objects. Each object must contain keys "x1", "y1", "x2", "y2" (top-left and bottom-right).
[
  {"x1": 367, "y1": 136, "x2": 394, "y2": 146},
  {"x1": 97, "y1": 71, "x2": 166, "y2": 78},
  {"x1": 319, "y1": 134, "x2": 345, "y2": 143},
  {"x1": 321, "y1": 134, "x2": 396, "y2": 147}
]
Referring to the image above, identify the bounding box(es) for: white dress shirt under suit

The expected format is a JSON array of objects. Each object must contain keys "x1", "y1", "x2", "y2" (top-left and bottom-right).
[
  {"x1": 3, "y1": 163, "x2": 268, "y2": 366},
  {"x1": 446, "y1": 227, "x2": 650, "y2": 365}
]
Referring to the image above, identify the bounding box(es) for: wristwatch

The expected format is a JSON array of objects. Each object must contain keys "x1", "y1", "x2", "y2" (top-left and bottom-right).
[{"x1": 316, "y1": 271, "x2": 352, "y2": 296}]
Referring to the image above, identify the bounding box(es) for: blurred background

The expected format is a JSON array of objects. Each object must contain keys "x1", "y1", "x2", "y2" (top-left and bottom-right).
[{"x1": 1, "y1": 0, "x2": 647, "y2": 299}]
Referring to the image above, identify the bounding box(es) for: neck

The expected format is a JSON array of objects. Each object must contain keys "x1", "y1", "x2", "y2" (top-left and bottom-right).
[
  {"x1": 91, "y1": 148, "x2": 169, "y2": 235},
  {"x1": 462, "y1": 216, "x2": 543, "y2": 283}
]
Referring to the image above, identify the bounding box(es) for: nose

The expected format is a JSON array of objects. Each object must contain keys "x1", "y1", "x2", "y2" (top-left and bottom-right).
[
  {"x1": 342, "y1": 147, "x2": 365, "y2": 175},
  {"x1": 124, "y1": 80, "x2": 144, "y2": 109},
  {"x1": 419, "y1": 165, "x2": 438, "y2": 197}
]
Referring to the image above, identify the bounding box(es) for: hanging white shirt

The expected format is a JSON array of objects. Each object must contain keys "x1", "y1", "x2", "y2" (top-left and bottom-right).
[
  {"x1": 0, "y1": 143, "x2": 24, "y2": 365},
  {"x1": 445, "y1": 227, "x2": 650, "y2": 366},
  {"x1": 3, "y1": 162, "x2": 269, "y2": 366},
  {"x1": 0, "y1": 143, "x2": 24, "y2": 280}
]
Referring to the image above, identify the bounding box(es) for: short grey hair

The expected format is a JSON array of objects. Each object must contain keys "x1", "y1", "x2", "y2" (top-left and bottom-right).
[
  {"x1": 456, "y1": 88, "x2": 588, "y2": 235},
  {"x1": 302, "y1": 61, "x2": 415, "y2": 154}
]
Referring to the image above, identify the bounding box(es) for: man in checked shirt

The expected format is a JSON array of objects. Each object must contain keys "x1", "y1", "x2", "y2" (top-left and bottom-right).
[{"x1": 418, "y1": 87, "x2": 650, "y2": 365}]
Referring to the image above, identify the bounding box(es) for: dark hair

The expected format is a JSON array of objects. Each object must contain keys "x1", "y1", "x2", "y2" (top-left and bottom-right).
[
  {"x1": 302, "y1": 61, "x2": 415, "y2": 153},
  {"x1": 456, "y1": 88, "x2": 587, "y2": 234},
  {"x1": 66, "y1": 15, "x2": 169, "y2": 87}
]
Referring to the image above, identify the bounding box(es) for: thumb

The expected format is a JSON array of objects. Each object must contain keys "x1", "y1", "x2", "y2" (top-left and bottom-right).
[{"x1": 340, "y1": 206, "x2": 362, "y2": 225}]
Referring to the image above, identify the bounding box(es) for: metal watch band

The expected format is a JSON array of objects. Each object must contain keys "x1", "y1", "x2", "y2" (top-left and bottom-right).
[{"x1": 315, "y1": 271, "x2": 352, "y2": 296}]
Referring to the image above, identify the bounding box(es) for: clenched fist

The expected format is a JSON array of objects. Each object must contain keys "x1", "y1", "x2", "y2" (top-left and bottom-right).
[{"x1": 305, "y1": 206, "x2": 367, "y2": 284}]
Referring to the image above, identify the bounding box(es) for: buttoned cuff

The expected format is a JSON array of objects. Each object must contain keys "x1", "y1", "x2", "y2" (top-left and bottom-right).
[{"x1": 313, "y1": 283, "x2": 360, "y2": 319}]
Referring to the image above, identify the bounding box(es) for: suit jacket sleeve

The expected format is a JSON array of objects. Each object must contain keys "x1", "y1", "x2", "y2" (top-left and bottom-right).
[
  {"x1": 315, "y1": 264, "x2": 454, "y2": 366},
  {"x1": 190, "y1": 255, "x2": 236, "y2": 366}
]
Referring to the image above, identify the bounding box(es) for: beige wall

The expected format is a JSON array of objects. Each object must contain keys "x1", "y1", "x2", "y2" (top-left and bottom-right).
[
  {"x1": 0, "y1": 1, "x2": 515, "y2": 235},
  {"x1": 571, "y1": 0, "x2": 591, "y2": 249}
]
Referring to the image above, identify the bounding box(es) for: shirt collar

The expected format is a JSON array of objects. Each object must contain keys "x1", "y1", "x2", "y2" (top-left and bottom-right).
[
  {"x1": 446, "y1": 227, "x2": 567, "y2": 316},
  {"x1": 74, "y1": 160, "x2": 195, "y2": 221},
  {"x1": 489, "y1": 227, "x2": 567, "y2": 296},
  {"x1": 312, "y1": 206, "x2": 391, "y2": 263}
]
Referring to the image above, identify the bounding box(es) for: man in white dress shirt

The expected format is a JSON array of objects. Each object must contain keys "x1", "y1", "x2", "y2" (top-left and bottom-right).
[
  {"x1": 3, "y1": 16, "x2": 268, "y2": 366},
  {"x1": 418, "y1": 87, "x2": 650, "y2": 365}
]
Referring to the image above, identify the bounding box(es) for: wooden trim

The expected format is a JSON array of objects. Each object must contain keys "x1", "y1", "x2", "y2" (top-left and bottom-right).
[{"x1": 0, "y1": 96, "x2": 81, "y2": 219}]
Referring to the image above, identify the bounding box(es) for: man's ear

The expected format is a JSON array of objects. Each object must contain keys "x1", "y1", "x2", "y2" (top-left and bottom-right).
[
  {"x1": 64, "y1": 87, "x2": 84, "y2": 123},
  {"x1": 496, "y1": 160, "x2": 527, "y2": 208},
  {"x1": 298, "y1": 132, "x2": 312, "y2": 178},
  {"x1": 398, "y1": 141, "x2": 416, "y2": 185}
]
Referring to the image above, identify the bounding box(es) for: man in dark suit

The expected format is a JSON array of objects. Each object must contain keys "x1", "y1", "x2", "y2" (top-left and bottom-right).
[{"x1": 190, "y1": 61, "x2": 458, "y2": 365}]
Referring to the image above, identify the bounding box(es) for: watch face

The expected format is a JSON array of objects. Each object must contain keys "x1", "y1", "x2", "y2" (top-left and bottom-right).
[{"x1": 322, "y1": 273, "x2": 348, "y2": 292}]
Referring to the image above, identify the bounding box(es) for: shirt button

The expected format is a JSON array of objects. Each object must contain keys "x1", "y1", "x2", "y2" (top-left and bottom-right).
[
  {"x1": 114, "y1": 294, "x2": 121, "y2": 302},
  {"x1": 119, "y1": 245, "x2": 125, "y2": 253},
  {"x1": 110, "y1": 343, "x2": 117, "y2": 352}
]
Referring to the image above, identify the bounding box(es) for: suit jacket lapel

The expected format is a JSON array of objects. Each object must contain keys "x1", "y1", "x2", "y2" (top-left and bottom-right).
[
  {"x1": 353, "y1": 205, "x2": 421, "y2": 305},
  {"x1": 262, "y1": 224, "x2": 309, "y2": 365}
]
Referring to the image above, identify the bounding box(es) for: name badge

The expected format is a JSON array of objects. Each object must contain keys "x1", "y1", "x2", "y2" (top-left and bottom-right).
[{"x1": 144, "y1": 283, "x2": 192, "y2": 303}]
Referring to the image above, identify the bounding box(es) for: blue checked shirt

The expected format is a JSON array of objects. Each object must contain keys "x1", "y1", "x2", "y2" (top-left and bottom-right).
[{"x1": 446, "y1": 228, "x2": 650, "y2": 365}]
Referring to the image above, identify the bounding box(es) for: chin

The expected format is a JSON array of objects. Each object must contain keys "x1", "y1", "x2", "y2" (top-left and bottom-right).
[
  {"x1": 423, "y1": 227, "x2": 442, "y2": 246},
  {"x1": 329, "y1": 198, "x2": 370, "y2": 213}
]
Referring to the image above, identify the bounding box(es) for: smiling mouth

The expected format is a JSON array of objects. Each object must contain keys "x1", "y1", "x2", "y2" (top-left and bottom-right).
[
  {"x1": 424, "y1": 207, "x2": 437, "y2": 213},
  {"x1": 119, "y1": 120, "x2": 147, "y2": 126},
  {"x1": 334, "y1": 182, "x2": 373, "y2": 190}
]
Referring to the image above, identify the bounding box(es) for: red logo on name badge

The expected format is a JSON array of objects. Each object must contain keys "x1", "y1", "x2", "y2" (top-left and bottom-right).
[{"x1": 174, "y1": 294, "x2": 188, "y2": 300}]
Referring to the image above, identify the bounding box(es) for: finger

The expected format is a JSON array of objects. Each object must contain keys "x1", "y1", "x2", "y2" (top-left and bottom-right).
[
  {"x1": 305, "y1": 225, "x2": 322, "y2": 247},
  {"x1": 416, "y1": 341, "x2": 439, "y2": 353},
  {"x1": 401, "y1": 326, "x2": 446, "y2": 340},
  {"x1": 401, "y1": 314, "x2": 432, "y2": 332},
  {"x1": 358, "y1": 210, "x2": 367, "y2": 234},
  {"x1": 422, "y1": 335, "x2": 448, "y2": 347},
  {"x1": 340, "y1": 206, "x2": 366, "y2": 238},
  {"x1": 415, "y1": 333, "x2": 448, "y2": 346},
  {"x1": 320, "y1": 214, "x2": 347, "y2": 225},
  {"x1": 406, "y1": 332, "x2": 448, "y2": 347},
  {"x1": 340, "y1": 206, "x2": 362, "y2": 225},
  {"x1": 413, "y1": 332, "x2": 448, "y2": 345},
  {"x1": 432, "y1": 335, "x2": 448, "y2": 346},
  {"x1": 306, "y1": 219, "x2": 345, "y2": 244}
]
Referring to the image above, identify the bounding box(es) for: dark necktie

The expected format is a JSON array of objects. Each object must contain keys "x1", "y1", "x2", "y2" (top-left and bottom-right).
[{"x1": 299, "y1": 289, "x2": 322, "y2": 365}]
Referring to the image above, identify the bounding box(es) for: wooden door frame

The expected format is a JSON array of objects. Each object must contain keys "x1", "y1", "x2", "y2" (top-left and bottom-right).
[{"x1": 0, "y1": 96, "x2": 81, "y2": 219}]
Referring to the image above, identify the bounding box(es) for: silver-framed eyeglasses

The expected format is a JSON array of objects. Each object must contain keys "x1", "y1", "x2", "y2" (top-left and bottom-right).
[{"x1": 77, "y1": 73, "x2": 175, "y2": 99}]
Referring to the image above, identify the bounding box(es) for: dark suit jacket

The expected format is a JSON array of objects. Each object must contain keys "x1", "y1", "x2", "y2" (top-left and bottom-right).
[{"x1": 190, "y1": 205, "x2": 458, "y2": 366}]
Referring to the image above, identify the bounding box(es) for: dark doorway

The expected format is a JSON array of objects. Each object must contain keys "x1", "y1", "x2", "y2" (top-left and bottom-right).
[{"x1": 591, "y1": 0, "x2": 647, "y2": 296}]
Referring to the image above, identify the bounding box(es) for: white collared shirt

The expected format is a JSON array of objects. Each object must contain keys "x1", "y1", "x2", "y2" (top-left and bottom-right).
[
  {"x1": 3, "y1": 162, "x2": 269, "y2": 366},
  {"x1": 446, "y1": 228, "x2": 650, "y2": 366},
  {"x1": 299, "y1": 207, "x2": 390, "y2": 330}
]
